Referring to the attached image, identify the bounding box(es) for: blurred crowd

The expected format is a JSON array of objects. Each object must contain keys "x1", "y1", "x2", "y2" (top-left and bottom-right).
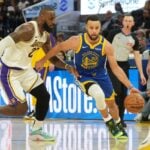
[
  {"x1": 0, "y1": 0, "x2": 149, "y2": 56},
  {"x1": 101, "y1": 1, "x2": 150, "y2": 54},
  {"x1": 0, "y1": 0, "x2": 42, "y2": 38}
]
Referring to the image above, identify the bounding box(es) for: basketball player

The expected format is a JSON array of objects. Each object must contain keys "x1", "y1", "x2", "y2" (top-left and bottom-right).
[
  {"x1": 24, "y1": 33, "x2": 56, "y2": 120},
  {"x1": 0, "y1": 6, "x2": 69, "y2": 141},
  {"x1": 107, "y1": 14, "x2": 146, "y2": 127},
  {"x1": 36, "y1": 15, "x2": 139, "y2": 139}
]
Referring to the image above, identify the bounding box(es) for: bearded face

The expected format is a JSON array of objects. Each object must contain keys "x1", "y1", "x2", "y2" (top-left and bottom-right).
[
  {"x1": 86, "y1": 20, "x2": 101, "y2": 41},
  {"x1": 86, "y1": 31, "x2": 99, "y2": 41},
  {"x1": 43, "y1": 22, "x2": 54, "y2": 33},
  {"x1": 42, "y1": 11, "x2": 56, "y2": 33}
]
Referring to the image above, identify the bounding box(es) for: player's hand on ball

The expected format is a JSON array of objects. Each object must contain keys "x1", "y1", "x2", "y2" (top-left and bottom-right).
[
  {"x1": 129, "y1": 87, "x2": 140, "y2": 94},
  {"x1": 124, "y1": 93, "x2": 145, "y2": 113}
]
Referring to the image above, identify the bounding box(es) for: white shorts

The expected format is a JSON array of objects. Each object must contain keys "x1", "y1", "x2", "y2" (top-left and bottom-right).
[{"x1": 0, "y1": 64, "x2": 43, "y2": 104}]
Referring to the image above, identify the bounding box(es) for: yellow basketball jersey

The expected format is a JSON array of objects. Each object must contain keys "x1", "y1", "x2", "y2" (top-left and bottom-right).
[{"x1": 31, "y1": 48, "x2": 50, "y2": 67}]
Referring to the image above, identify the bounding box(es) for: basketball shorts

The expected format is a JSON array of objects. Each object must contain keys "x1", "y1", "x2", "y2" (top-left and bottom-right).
[
  {"x1": 76, "y1": 75, "x2": 116, "y2": 101},
  {"x1": 0, "y1": 64, "x2": 43, "y2": 105}
]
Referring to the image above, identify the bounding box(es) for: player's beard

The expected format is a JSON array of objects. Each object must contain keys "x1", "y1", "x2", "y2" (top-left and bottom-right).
[
  {"x1": 43, "y1": 23, "x2": 53, "y2": 33},
  {"x1": 87, "y1": 32, "x2": 99, "y2": 41}
]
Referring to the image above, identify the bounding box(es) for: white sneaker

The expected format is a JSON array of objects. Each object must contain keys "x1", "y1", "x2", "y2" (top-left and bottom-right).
[
  {"x1": 138, "y1": 136, "x2": 150, "y2": 150},
  {"x1": 134, "y1": 113, "x2": 142, "y2": 122},
  {"x1": 29, "y1": 127, "x2": 55, "y2": 141}
]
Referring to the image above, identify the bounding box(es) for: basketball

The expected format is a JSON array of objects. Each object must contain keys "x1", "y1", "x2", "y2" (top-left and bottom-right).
[{"x1": 124, "y1": 93, "x2": 145, "y2": 113}]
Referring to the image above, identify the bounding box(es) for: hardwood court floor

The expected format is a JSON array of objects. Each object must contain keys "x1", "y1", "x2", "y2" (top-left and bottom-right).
[{"x1": 0, "y1": 118, "x2": 149, "y2": 150}]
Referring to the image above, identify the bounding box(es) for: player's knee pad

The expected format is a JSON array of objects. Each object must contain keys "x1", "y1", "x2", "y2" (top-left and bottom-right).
[{"x1": 88, "y1": 84, "x2": 106, "y2": 110}]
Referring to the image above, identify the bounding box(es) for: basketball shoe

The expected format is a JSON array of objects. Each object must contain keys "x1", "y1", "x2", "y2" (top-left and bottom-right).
[
  {"x1": 116, "y1": 122, "x2": 128, "y2": 139},
  {"x1": 106, "y1": 119, "x2": 123, "y2": 138},
  {"x1": 29, "y1": 127, "x2": 55, "y2": 141}
]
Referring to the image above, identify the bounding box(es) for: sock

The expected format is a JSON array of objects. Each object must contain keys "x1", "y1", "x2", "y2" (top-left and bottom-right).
[
  {"x1": 32, "y1": 120, "x2": 43, "y2": 131},
  {"x1": 103, "y1": 114, "x2": 112, "y2": 122}
]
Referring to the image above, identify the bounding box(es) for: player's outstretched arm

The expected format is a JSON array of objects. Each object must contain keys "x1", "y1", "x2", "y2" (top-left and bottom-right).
[
  {"x1": 105, "y1": 40, "x2": 139, "y2": 93},
  {"x1": 35, "y1": 36, "x2": 80, "y2": 71}
]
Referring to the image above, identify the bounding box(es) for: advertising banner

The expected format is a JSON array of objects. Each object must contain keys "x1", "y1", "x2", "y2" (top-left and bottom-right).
[
  {"x1": 22, "y1": 0, "x2": 74, "y2": 21},
  {"x1": 80, "y1": 0, "x2": 146, "y2": 15},
  {"x1": 0, "y1": 70, "x2": 138, "y2": 120}
]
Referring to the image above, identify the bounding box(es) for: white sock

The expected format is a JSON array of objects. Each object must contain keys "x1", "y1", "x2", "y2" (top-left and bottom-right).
[
  {"x1": 32, "y1": 120, "x2": 43, "y2": 131},
  {"x1": 103, "y1": 114, "x2": 112, "y2": 122}
]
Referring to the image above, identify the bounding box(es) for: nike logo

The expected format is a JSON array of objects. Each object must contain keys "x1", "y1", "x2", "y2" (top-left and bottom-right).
[
  {"x1": 95, "y1": 48, "x2": 101, "y2": 51},
  {"x1": 82, "y1": 46, "x2": 88, "y2": 48}
]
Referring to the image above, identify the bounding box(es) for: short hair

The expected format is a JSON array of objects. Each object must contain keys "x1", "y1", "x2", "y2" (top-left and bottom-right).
[
  {"x1": 85, "y1": 15, "x2": 100, "y2": 24},
  {"x1": 124, "y1": 13, "x2": 132, "y2": 17},
  {"x1": 123, "y1": 13, "x2": 134, "y2": 21},
  {"x1": 39, "y1": 5, "x2": 54, "y2": 15}
]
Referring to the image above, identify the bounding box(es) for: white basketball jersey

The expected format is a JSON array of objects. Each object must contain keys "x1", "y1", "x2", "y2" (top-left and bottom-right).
[{"x1": 1, "y1": 21, "x2": 48, "y2": 69}]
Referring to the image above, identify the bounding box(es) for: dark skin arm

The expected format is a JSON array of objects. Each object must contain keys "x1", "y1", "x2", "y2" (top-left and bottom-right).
[
  {"x1": 41, "y1": 33, "x2": 77, "y2": 71},
  {"x1": 10, "y1": 22, "x2": 34, "y2": 43},
  {"x1": 50, "y1": 55, "x2": 80, "y2": 78},
  {"x1": 35, "y1": 35, "x2": 80, "y2": 77}
]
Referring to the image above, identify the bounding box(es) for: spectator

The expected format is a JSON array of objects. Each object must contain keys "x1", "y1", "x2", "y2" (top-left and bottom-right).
[
  {"x1": 135, "y1": 29, "x2": 147, "y2": 54},
  {"x1": 131, "y1": 0, "x2": 150, "y2": 31},
  {"x1": 101, "y1": 10, "x2": 114, "y2": 38},
  {"x1": 17, "y1": 0, "x2": 30, "y2": 11},
  {"x1": 115, "y1": 2, "x2": 124, "y2": 15}
]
